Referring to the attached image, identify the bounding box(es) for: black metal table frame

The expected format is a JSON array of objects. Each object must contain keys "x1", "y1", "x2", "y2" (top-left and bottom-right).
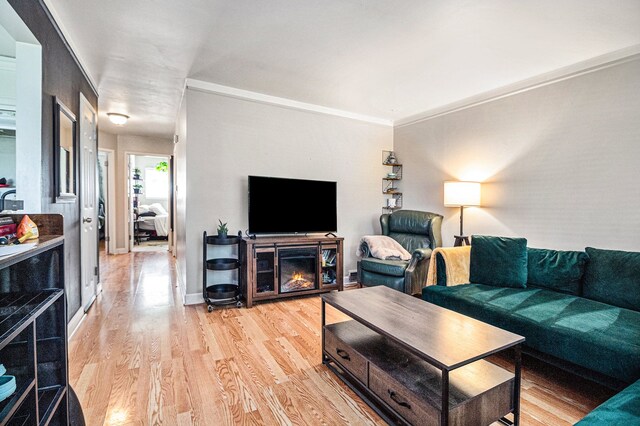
[{"x1": 321, "y1": 300, "x2": 522, "y2": 426}]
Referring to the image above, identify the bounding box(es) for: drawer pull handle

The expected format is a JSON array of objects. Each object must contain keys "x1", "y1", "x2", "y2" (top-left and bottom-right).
[
  {"x1": 388, "y1": 390, "x2": 411, "y2": 409},
  {"x1": 336, "y1": 348, "x2": 351, "y2": 361}
]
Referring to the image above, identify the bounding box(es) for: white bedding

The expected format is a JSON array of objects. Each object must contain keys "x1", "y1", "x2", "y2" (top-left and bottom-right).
[{"x1": 138, "y1": 214, "x2": 169, "y2": 236}]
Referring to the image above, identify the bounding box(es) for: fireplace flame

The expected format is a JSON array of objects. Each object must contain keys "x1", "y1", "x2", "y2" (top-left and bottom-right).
[{"x1": 292, "y1": 272, "x2": 304, "y2": 281}]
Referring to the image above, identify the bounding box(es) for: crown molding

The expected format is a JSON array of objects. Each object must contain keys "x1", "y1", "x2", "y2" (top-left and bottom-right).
[
  {"x1": 395, "y1": 44, "x2": 640, "y2": 128},
  {"x1": 40, "y1": 0, "x2": 98, "y2": 96},
  {"x1": 185, "y1": 79, "x2": 393, "y2": 127}
]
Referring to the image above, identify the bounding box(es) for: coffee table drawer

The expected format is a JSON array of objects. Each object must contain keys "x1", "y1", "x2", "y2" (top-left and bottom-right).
[
  {"x1": 369, "y1": 363, "x2": 437, "y2": 425},
  {"x1": 324, "y1": 326, "x2": 368, "y2": 385}
]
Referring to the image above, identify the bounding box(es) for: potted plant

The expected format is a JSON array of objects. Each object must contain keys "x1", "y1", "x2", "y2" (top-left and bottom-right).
[
  {"x1": 217, "y1": 219, "x2": 228, "y2": 239},
  {"x1": 133, "y1": 183, "x2": 143, "y2": 194},
  {"x1": 155, "y1": 161, "x2": 168, "y2": 172},
  {"x1": 133, "y1": 168, "x2": 141, "y2": 180}
]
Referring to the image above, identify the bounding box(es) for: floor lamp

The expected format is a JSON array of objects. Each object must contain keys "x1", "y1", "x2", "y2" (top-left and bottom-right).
[{"x1": 444, "y1": 181, "x2": 481, "y2": 246}]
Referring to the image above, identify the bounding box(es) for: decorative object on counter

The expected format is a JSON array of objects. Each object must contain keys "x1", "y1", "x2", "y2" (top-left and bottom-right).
[
  {"x1": 0, "y1": 216, "x2": 16, "y2": 238},
  {"x1": 217, "y1": 219, "x2": 228, "y2": 238},
  {"x1": 16, "y1": 215, "x2": 39, "y2": 241},
  {"x1": 0, "y1": 178, "x2": 5, "y2": 185},
  {"x1": 443, "y1": 181, "x2": 482, "y2": 247}
]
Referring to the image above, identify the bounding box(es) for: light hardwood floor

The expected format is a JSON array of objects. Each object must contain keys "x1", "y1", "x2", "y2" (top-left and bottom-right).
[{"x1": 69, "y1": 250, "x2": 613, "y2": 425}]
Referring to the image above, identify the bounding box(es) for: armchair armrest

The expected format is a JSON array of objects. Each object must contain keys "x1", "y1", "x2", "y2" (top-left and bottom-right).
[{"x1": 412, "y1": 247, "x2": 433, "y2": 261}]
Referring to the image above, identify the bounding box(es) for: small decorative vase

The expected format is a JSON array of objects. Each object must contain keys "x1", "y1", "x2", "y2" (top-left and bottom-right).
[{"x1": 217, "y1": 231, "x2": 227, "y2": 239}]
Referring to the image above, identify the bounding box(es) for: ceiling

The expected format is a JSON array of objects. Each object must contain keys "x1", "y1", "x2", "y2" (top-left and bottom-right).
[{"x1": 47, "y1": 0, "x2": 640, "y2": 138}]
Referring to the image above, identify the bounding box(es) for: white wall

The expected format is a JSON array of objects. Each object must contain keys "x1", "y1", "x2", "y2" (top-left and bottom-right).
[
  {"x1": 98, "y1": 131, "x2": 174, "y2": 251},
  {"x1": 394, "y1": 57, "x2": 640, "y2": 251},
  {"x1": 176, "y1": 88, "x2": 393, "y2": 301}
]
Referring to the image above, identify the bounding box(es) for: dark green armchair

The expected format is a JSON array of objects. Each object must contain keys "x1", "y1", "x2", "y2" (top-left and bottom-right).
[{"x1": 357, "y1": 210, "x2": 443, "y2": 295}]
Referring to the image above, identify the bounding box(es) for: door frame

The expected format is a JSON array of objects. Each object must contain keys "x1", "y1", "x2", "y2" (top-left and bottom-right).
[
  {"x1": 123, "y1": 151, "x2": 173, "y2": 252},
  {"x1": 79, "y1": 92, "x2": 98, "y2": 311},
  {"x1": 98, "y1": 148, "x2": 116, "y2": 255}
]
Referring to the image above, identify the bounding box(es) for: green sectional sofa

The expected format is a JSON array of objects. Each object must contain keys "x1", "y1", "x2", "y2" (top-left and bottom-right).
[{"x1": 422, "y1": 236, "x2": 640, "y2": 424}]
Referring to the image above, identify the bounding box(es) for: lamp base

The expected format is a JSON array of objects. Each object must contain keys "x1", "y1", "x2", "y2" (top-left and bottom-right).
[{"x1": 454, "y1": 235, "x2": 470, "y2": 247}]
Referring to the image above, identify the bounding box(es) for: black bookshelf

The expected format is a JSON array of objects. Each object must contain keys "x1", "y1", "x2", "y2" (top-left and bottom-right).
[{"x1": 0, "y1": 214, "x2": 68, "y2": 425}]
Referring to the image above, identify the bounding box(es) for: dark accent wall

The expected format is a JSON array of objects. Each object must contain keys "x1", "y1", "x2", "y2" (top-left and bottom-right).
[{"x1": 9, "y1": 0, "x2": 98, "y2": 321}]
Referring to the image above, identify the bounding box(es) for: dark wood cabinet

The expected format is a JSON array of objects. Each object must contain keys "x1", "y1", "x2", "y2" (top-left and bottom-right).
[
  {"x1": 241, "y1": 235, "x2": 344, "y2": 308},
  {"x1": 0, "y1": 214, "x2": 68, "y2": 425}
]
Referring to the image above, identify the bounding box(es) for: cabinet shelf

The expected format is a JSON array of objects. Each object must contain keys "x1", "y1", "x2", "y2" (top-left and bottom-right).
[
  {"x1": 205, "y1": 258, "x2": 240, "y2": 271},
  {"x1": 205, "y1": 284, "x2": 239, "y2": 300},
  {"x1": 205, "y1": 235, "x2": 241, "y2": 245},
  {"x1": 0, "y1": 378, "x2": 35, "y2": 423},
  {"x1": 0, "y1": 290, "x2": 63, "y2": 351},
  {"x1": 38, "y1": 385, "x2": 66, "y2": 426}
]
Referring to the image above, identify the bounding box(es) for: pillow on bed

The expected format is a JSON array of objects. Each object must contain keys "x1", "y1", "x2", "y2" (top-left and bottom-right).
[
  {"x1": 138, "y1": 205, "x2": 150, "y2": 214},
  {"x1": 138, "y1": 211, "x2": 156, "y2": 217},
  {"x1": 149, "y1": 203, "x2": 168, "y2": 216}
]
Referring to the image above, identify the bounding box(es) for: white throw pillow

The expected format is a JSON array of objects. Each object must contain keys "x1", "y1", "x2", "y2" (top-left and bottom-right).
[
  {"x1": 138, "y1": 205, "x2": 150, "y2": 214},
  {"x1": 149, "y1": 203, "x2": 168, "y2": 216}
]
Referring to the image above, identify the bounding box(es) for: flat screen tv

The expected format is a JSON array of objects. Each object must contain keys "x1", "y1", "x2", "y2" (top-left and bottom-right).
[{"x1": 248, "y1": 176, "x2": 337, "y2": 234}]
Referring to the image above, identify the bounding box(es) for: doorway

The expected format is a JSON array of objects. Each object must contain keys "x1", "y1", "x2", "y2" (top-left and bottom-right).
[
  {"x1": 129, "y1": 154, "x2": 171, "y2": 252},
  {"x1": 98, "y1": 149, "x2": 115, "y2": 254}
]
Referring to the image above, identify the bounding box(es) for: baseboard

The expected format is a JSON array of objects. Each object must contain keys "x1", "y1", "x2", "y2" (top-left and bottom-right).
[
  {"x1": 184, "y1": 292, "x2": 204, "y2": 305},
  {"x1": 67, "y1": 307, "x2": 86, "y2": 339}
]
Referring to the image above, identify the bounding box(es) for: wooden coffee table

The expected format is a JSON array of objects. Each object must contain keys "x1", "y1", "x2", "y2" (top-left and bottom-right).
[{"x1": 321, "y1": 286, "x2": 525, "y2": 426}]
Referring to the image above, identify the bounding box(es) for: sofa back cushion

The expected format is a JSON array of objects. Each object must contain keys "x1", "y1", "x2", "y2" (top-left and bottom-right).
[
  {"x1": 469, "y1": 235, "x2": 528, "y2": 288},
  {"x1": 583, "y1": 247, "x2": 640, "y2": 312},
  {"x1": 527, "y1": 248, "x2": 589, "y2": 295}
]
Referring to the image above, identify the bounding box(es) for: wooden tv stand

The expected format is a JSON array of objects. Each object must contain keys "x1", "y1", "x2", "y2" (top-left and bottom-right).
[{"x1": 241, "y1": 235, "x2": 344, "y2": 308}]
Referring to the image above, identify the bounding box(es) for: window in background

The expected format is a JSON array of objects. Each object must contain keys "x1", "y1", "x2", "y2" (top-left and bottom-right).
[{"x1": 145, "y1": 168, "x2": 168, "y2": 199}]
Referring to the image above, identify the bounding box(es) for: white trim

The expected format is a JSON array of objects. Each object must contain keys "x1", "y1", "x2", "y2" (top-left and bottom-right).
[
  {"x1": 98, "y1": 148, "x2": 117, "y2": 255},
  {"x1": 67, "y1": 307, "x2": 86, "y2": 339},
  {"x1": 184, "y1": 292, "x2": 204, "y2": 305},
  {"x1": 40, "y1": 0, "x2": 98, "y2": 93},
  {"x1": 186, "y1": 79, "x2": 393, "y2": 127},
  {"x1": 395, "y1": 44, "x2": 640, "y2": 128}
]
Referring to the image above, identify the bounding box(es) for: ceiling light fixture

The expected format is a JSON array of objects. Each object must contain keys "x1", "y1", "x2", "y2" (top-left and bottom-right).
[{"x1": 107, "y1": 112, "x2": 129, "y2": 125}]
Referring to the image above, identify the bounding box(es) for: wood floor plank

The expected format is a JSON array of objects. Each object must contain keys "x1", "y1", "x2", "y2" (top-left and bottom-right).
[{"x1": 69, "y1": 248, "x2": 614, "y2": 425}]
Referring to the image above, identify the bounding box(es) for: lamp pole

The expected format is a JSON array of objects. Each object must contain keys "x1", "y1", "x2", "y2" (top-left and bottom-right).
[{"x1": 454, "y1": 205, "x2": 470, "y2": 246}]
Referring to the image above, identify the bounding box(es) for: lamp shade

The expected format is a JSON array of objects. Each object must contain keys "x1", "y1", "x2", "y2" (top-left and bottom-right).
[{"x1": 444, "y1": 181, "x2": 481, "y2": 207}]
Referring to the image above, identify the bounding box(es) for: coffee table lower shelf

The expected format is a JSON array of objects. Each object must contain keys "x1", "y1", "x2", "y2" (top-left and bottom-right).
[{"x1": 323, "y1": 320, "x2": 516, "y2": 426}]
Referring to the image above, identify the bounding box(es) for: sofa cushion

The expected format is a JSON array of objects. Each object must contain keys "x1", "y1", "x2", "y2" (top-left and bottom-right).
[
  {"x1": 583, "y1": 247, "x2": 640, "y2": 312},
  {"x1": 422, "y1": 284, "x2": 640, "y2": 383},
  {"x1": 527, "y1": 248, "x2": 589, "y2": 295},
  {"x1": 469, "y1": 235, "x2": 528, "y2": 288},
  {"x1": 359, "y1": 258, "x2": 407, "y2": 277},
  {"x1": 575, "y1": 379, "x2": 640, "y2": 425}
]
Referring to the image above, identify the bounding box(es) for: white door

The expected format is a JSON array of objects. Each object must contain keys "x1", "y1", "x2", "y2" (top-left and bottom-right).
[{"x1": 79, "y1": 93, "x2": 98, "y2": 312}]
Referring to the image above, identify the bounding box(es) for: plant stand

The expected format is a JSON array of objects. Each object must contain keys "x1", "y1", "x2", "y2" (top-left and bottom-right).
[{"x1": 202, "y1": 231, "x2": 244, "y2": 311}]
